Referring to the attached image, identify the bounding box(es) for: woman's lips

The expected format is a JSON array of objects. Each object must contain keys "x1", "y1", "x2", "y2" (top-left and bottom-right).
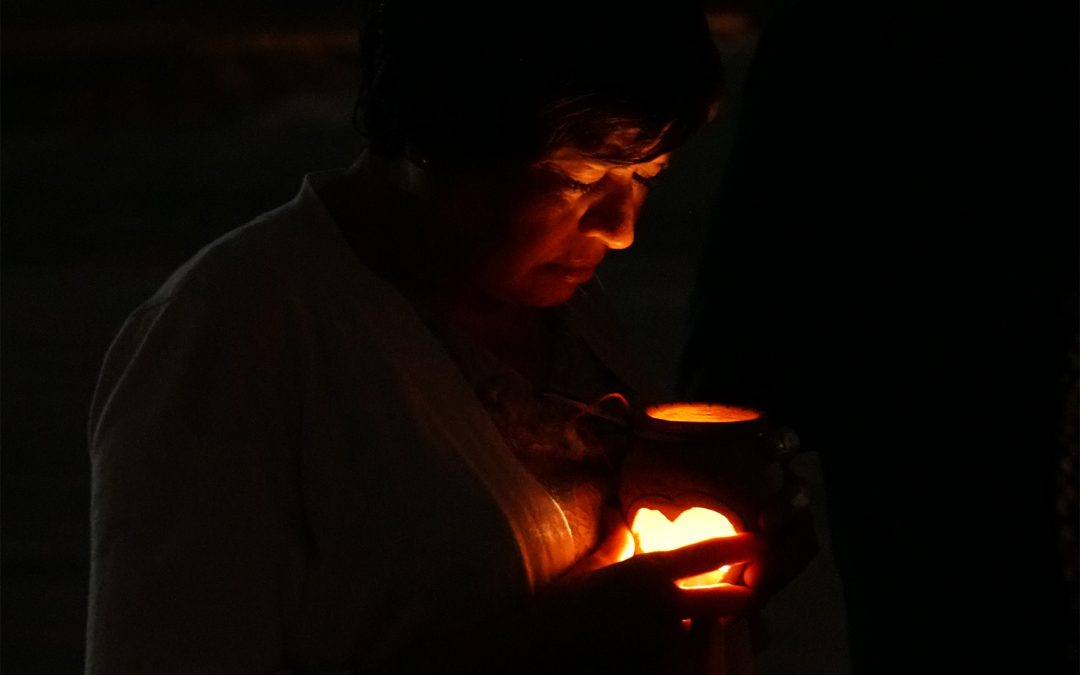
[{"x1": 545, "y1": 262, "x2": 599, "y2": 283}]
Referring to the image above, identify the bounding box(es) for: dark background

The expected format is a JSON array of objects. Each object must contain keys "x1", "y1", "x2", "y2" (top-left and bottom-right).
[
  {"x1": 682, "y1": 3, "x2": 1079, "y2": 673},
  {"x1": 4, "y1": 4, "x2": 364, "y2": 671},
  {"x1": 2, "y1": 1, "x2": 1075, "y2": 673}
]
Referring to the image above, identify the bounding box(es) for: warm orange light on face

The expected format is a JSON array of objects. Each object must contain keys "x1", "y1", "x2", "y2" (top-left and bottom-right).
[
  {"x1": 630, "y1": 507, "x2": 740, "y2": 588},
  {"x1": 645, "y1": 403, "x2": 760, "y2": 424}
]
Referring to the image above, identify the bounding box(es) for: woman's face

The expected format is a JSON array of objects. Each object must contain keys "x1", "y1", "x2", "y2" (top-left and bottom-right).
[{"x1": 438, "y1": 145, "x2": 670, "y2": 308}]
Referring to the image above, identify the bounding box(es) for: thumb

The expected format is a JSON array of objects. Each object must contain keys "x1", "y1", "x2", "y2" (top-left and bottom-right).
[{"x1": 562, "y1": 509, "x2": 636, "y2": 578}]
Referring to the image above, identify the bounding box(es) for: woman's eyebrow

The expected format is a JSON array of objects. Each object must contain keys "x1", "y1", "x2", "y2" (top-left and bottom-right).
[{"x1": 539, "y1": 160, "x2": 607, "y2": 178}]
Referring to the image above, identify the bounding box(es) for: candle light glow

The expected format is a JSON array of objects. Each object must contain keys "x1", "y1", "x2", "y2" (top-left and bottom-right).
[
  {"x1": 630, "y1": 506, "x2": 740, "y2": 588},
  {"x1": 645, "y1": 403, "x2": 760, "y2": 424}
]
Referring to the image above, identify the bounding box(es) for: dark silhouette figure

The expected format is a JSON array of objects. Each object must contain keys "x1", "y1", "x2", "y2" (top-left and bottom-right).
[{"x1": 683, "y1": 1, "x2": 1078, "y2": 672}]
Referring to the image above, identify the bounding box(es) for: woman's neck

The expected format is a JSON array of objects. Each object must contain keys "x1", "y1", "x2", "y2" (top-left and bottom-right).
[
  {"x1": 318, "y1": 155, "x2": 560, "y2": 384},
  {"x1": 420, "y1": 289, "x2": 560, "y2": 387}
]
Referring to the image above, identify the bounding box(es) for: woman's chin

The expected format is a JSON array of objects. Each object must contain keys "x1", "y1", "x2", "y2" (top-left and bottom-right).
[
  {"x1": 522, "y1": 265, "x2": 597, "y2": 306},
  {"x1": 513, "y1": 279, "x2": 585, "y2": 308}
]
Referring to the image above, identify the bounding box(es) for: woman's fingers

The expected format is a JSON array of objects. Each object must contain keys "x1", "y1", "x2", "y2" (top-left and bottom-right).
[
  {"x1": 565, "y1": 518, "x2": 636, "y2": 577},
  {"x1": 562, "y1": 508, "x2": 636, "y2": 578},
  {"x1": 644, "y1": 533, "x2": 761, "y2": 579},
  {"x1": 543, "y1": 532, "x2": 763, "y2": 628},
  {"x1": 676, "y1": 582, "x2": 755, "y2": 619}
]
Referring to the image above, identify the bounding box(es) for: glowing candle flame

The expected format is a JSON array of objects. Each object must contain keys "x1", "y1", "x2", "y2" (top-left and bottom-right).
[
  {"x1": 646, "y1": 403, "x2": 760, "y2": 424},
  {"x1": 630, "y1": 507, "x2": 740, "y2": 588}
]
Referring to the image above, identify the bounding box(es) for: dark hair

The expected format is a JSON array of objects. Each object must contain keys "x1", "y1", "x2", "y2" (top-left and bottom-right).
[{"x1": 355, "y1": 1, "x2": 723, "y2": 168}]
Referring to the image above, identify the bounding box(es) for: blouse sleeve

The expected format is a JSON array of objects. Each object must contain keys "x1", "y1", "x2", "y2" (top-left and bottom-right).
[{"x1": 86, "y1": 293, "x2": 306, "y2": 673}]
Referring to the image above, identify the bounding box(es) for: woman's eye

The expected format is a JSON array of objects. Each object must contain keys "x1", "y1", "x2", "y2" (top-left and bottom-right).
[
  {"x1": 632, "y1": 172, "x2": 658, "y2": 190},
  {"x1": 562, "y1": 176, "x2": 601, "y2": 193}
]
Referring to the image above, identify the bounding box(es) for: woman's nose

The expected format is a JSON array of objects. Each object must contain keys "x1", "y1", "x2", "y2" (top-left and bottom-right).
[{"x1": 579, "y1": 186, "x2": 639, "y2": 250}]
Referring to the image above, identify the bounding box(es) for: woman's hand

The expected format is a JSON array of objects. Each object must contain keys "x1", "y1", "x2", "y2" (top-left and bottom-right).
[
  {"x1": 387, "y1": 511, "x2": 770, "y2": 675},
  {"x1": 499, "y1": 513, "x2": 761, "y2": 675},
  {"x1": 540, "y1": 490, "x2": 819, "y2": 670}
]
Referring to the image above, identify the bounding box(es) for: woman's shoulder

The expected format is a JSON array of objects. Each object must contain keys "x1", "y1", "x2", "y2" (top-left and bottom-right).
[
  {"x1": 89, "y1": 169, "x2": 424, "y2": 443},
  {"x1": 144, "y1": 172, "x2": 359, "y2": 317},
  {"x1": 95, "y1": 169, "x2": 407, "y2": 401}
]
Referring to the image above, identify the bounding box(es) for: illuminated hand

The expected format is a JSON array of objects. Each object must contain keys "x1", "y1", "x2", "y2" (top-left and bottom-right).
[
  {"x1": 409, "y1": 510, "x2": 766, "y2": 675},
  {"x1": 561, "y1": 507, "x2": 760, "y2": 616},
  {"x1": 493, "y1": 509, "x2": 760, "y2": 674},
  {"x1": 561, "y1": 507, "x2": 637, "y2": 576}
]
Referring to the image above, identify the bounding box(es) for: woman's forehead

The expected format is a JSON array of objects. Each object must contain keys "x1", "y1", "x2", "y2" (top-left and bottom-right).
[
  {"x1": 539, "y1": 147, "x2": 671, "y2": 176},
  {"x1": 541, "y1": 125, "x2": 672, "y2": 167}
]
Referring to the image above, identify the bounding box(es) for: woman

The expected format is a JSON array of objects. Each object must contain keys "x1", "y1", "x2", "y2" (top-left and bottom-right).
[{"x1": 86, "y1": 2, "x2": 806, "y2": 672}]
